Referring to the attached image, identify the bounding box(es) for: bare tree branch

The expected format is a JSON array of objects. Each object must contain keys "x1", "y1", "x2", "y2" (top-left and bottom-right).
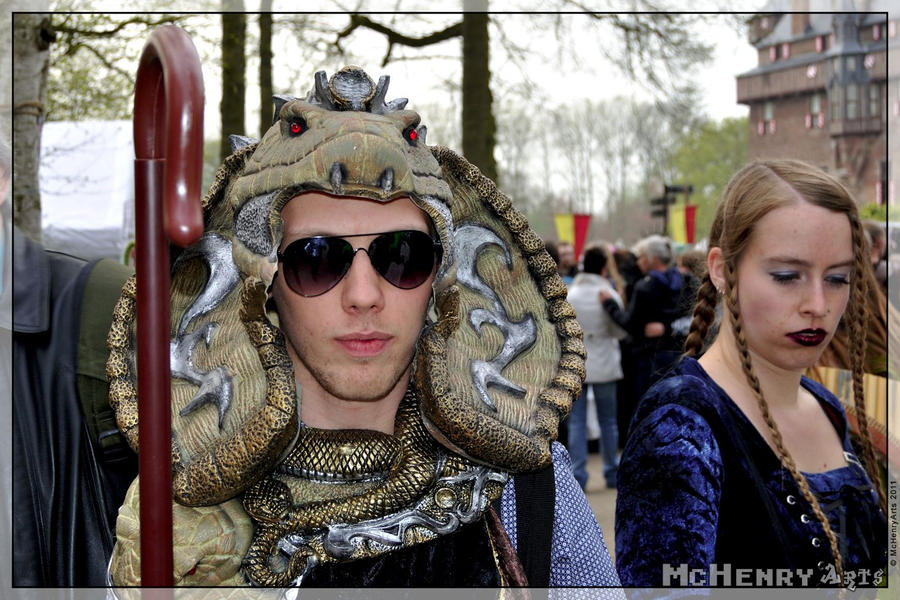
[
  {"x1": 52, "y1": 14, "x2": 183, "y2": 40},
  {"x1": 44, "y1": 12, "x2": 205, "y2": 121},
  {"x1": 61, "y1": 41, "x2": 134, "y2": 79},
  {"x1": 334, "y1": 14, "x2": 463, "y2": 53},
  {"x1": 560, "y1": 3, "x2": 715, "y2": 95}
]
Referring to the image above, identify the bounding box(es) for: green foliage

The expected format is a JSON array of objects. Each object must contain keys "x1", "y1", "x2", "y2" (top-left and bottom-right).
[
  {"x1": 667, "y1": 116, "x2": 748, "y2": 242},
  {"x1": 859, "y1": 202, "x2": 900, "y2": 222},
  {"x1": 46, "y1": 30, "x2": 134, "y2": 120},
  {"x1": 44, "y1": 8, "x2": 210, "y2": 121},
  {"x1": 859, "y1": 203, "x2": 883, "y2": 221}
]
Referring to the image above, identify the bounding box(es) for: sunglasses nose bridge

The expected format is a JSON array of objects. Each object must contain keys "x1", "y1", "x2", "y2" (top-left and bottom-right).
[
  {"x1": 344, "y1": 244, "x2": 380, "y2": 277},
  {"x1": 346, "y1": 239, "x2": 403, "y2": 285},
  {"x1": 350, "y1": 245, "x2": 375, "y2": 268}
]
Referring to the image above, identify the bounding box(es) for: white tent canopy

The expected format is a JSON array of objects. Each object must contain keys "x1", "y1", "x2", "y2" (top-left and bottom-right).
[{"x1": 39, "y1": 120, "x2": 134, "y2": 262}]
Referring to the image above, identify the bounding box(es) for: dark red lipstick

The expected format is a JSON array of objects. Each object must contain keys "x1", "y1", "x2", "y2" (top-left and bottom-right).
[{"x1": 786, "y1": 329, "x2": 827, "y2": 347}]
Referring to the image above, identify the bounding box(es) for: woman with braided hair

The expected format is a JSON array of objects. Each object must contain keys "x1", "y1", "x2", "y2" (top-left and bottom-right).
[{"x1": 614, "y1": 159, "x2": 887, "y2": 588}]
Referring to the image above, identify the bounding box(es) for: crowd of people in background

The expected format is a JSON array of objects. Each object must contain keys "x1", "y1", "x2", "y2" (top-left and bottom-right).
[
  {"x1": 565, "y1": 243, "x2": 626, "y2": 490},
  {"x1": 548, "y1": 232, "x2": 702, "y2": 490}
]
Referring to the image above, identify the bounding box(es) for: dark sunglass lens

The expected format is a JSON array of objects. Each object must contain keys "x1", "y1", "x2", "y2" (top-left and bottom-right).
[
  {"x1": 282, "y1": 237, "x2": 354, "y2": 296},
  {"x1": 369, "y1": 231, "x2": 438, "y2": 289}
]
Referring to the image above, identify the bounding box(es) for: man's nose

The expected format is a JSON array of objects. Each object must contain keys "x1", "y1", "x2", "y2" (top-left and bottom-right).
[{"x1": 340, "y1": 250, "x2": 385, "y2": 313}]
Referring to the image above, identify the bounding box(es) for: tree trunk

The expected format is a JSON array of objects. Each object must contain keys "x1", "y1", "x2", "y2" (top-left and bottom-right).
[
  {"x1": 220, "y1": 3, "x2": 246, "y2": 162},
  {"x1": 461, "y1": 2, "x2": 496, "y2": 182},
  {"x1": 259, "y1": 3, "x2": 273, "y2": 138},
  {"x1": 12, "y1": 12, "x2": 53, "y2": 241}
]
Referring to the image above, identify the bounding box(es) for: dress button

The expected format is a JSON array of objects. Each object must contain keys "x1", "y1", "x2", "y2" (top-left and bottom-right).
[
  {"x1": 801, "y1": 514, "x2": 810, "y2": 524},
  {"x1": 811, "y1": 537, "x2": 821, "y2": 548},
  {"x1": 817, "y1": 561, "x2": 826, "y2": 569},
  {"x1": 786, "y1": 495, "x2": 797, "y2": 505}
]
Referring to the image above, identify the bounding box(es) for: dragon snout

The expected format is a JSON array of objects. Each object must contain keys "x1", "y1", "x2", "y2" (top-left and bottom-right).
[{"x1": 329, "y1": 161, "x2": 395, "y2": 196}]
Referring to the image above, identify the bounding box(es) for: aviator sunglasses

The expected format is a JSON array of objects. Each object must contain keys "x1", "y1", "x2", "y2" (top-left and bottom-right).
[{"x1": 277, "y1": 230, "x2": 443, "y2": 297}]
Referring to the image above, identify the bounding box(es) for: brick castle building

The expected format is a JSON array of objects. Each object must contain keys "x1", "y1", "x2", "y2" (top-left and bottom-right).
[{"x1": 736, "y1": 1, "x2": 894, "y2": 208}]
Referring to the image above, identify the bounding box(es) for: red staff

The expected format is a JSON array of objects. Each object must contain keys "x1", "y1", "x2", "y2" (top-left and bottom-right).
[{"x1": 132, "y1": 24, "x2": 204, "y2": 587}]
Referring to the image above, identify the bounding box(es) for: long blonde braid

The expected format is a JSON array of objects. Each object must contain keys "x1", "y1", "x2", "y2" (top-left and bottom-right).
[
  {"x1": 722, "y1": 261, "x2": 845, "y2": 583},
  {"x1": 683, "y1": 274, "x2": 718, "y2": 358},
  {"x1": 845, "y1": 213, "x2": 887, "y2": 513}
]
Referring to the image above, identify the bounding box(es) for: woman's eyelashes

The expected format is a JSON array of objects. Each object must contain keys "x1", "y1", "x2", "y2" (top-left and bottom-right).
[
  {"x1": 824, "y1": 273, "x2": 851, "y2": 286},
  {"x1": 770, "y1": 271, "x2": 800, "y2": 284},
  {"x1": 768, "y1": 271, "x2": 851, "y2": 286}
]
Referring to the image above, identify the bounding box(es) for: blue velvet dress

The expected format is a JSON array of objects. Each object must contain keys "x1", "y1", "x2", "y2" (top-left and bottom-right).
[{"x1": 615, "y1": 357, "x2": 887, "y2": 587}]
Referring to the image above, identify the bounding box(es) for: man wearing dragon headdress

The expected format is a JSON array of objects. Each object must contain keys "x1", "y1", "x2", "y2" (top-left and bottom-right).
[{"x1": 106, "y1": 66, "x2": 620, "y2": 589}]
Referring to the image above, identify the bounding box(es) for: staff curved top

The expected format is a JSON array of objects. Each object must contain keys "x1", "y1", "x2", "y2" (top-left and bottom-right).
[{"x1": 134, "y1": 24, "x2": 205, "y2": 247}]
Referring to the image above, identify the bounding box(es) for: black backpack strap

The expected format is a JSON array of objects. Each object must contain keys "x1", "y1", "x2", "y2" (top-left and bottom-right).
[
  {"x1": 76, "y1": 258, "x2": 133, "y2": 462},
  {"x1": 514, "y1": 462, "x2": 555, "y2": 587}
]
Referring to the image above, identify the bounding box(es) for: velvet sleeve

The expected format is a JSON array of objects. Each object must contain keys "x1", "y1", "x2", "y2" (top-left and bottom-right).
[{"x1": 614, "y1": 403, "x2": 724, "y2": 587}]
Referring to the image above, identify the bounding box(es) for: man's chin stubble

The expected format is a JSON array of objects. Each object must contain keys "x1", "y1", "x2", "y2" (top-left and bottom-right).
[{"x1": 300, "y1": 354, "x2": 414, "y2": 404}]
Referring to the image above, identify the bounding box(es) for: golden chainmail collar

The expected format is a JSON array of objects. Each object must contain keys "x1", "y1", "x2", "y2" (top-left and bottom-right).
[{"x1": 240, "y1": 385, "x2": 509, "y2": 586}]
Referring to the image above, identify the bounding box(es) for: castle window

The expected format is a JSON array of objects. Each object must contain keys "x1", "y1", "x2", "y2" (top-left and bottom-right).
[
  {"x1": 807, "y1": 94, "x2": 824, "y2": 128},
  {"x1": 846, "y1": 84, "x2": 859, "y2": 119},
  {"x1": 763, "y1": 101, "x2": 776, "y2": 133},
  {"x1": 831, "y1": 87, "x2": 842, "y2": 121},
  {"x1": 869, "y1": 84, "x2": 881, "y2": 120}
]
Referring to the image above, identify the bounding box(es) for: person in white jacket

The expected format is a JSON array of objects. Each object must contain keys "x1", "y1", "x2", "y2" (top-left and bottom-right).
[{"x1": 566, "y1": 242, "x2": 627, "y2": 489}]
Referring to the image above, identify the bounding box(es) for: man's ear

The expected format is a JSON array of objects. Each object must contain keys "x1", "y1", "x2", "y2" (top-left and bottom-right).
[{"x1": 707, "y1": 247, "x2": 726, "y2": 291}]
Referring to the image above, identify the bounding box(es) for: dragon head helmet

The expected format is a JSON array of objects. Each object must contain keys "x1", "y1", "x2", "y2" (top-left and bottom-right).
[{"x1": 108, "y1": 66, "x2": 585, "y2": 507}]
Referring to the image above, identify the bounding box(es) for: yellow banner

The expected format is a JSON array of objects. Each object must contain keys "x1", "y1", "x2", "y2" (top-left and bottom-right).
[
  {"x1": 554, "y1": 213, "x2": 575, "y2": 245},
  {"x1": 806, "y1": 367, "x2": 894, "y2": 465},
  {"x1": 668, "y1": 204, "x2": 687, "y2": 244}
]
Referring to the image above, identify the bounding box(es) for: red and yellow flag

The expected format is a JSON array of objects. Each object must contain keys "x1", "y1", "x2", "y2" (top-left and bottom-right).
[
  {"x1": 667, "y1": 204, "x2": 697, "y2": 244},
  {"x1": 554, "y1": 213, "x2": 592, "y2": 259}
]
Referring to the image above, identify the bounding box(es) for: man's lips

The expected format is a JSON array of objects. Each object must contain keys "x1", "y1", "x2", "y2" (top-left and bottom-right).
[
  {"x1": 786, "y1": 329, "x2": 827, "y2": 347},
  {"x1": 334, "y1": 332, "x2": 393, "y2": 357}
]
